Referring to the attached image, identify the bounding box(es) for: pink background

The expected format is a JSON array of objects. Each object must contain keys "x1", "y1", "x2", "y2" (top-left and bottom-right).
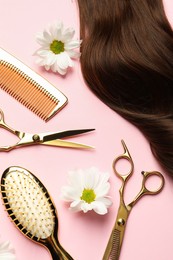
[{"x1": 0, "y1": 1, "x2": 173, "y2": 259}]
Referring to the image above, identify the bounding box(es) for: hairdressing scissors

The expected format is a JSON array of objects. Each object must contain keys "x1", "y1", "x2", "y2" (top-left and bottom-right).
[
  {"x1": 103, "y1": 140, "x2": 165, "y2": 260},
  {"x1": 0, "y1": 109, "x2": 95, "y2": 152}
]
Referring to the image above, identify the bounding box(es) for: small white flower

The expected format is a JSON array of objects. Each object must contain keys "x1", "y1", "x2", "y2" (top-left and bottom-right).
[
  {"x1": 34, "y1": 21, "x2": 82, "y2": 75},
  {"x1": 0, "y1": 241, "x2": 16, "y2": 260},
  {"x1": 61, "y1": 167, "x2": 112, "y2": 215}
]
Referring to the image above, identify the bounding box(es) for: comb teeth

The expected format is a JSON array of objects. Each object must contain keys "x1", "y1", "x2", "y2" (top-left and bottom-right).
[
  {"x1": 0, "y1": 61, "x2": 58, "y2": 121},
  {"x1": 0, "y1": 48, "x2": 68, "y2": 121}
]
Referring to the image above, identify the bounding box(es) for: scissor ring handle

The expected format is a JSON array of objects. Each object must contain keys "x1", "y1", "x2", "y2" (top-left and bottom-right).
[
  {"x1": 112, "y1": 154, "x2": 134, "y2": 179},
  {"x1": 0, "y1": 109, "x2": 5, "y2": 123},
  {"x1": 142, "y1": 171, "x2": 165, "y2": 195}
]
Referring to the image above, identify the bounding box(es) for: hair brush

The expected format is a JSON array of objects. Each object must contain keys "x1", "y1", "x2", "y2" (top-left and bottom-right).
[{"x1": 0, "y1": 166, "x2": 74, "y2": 260}]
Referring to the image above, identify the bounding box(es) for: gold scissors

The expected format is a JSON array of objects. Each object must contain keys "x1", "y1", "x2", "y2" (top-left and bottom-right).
[
  {"x1": 0, "y1": 109, "x2": 95, "y2": 152},
  {"x1": 103, "y1": 140, "x2": 165, "y2": 260}
]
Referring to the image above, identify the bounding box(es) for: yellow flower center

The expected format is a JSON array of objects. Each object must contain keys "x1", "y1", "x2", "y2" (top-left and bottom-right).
[
  {"x1": 50, "y1": 40, "x2": 64, "y2": 54},
  {"x1": 80, "y1": 188, "x2": 96, "y2": 204}
]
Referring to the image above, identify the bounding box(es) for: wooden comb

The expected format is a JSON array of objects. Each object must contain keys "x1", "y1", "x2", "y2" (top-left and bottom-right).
[{"x1": 0, "y1": 48, "x2": 68, "y2": 121}]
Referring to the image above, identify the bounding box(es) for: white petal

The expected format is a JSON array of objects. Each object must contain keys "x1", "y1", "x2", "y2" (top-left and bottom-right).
[
  {"x1": 70, "y1": 200, "x2": 81, "y2": 208},
  {"x1": 91, "y1": 201, "x2": 108, "y2": 215},
  {"x1": 50, "y1": 63, "x2": 57, "y2": 73},
  {"x1": 44, "y1": 52, "x2": 57, "y2": 66},
  {"x1": 75, "y1": 169, "x2": 86, "y2": 190},
  {"x1": 67, "y1": 170, "x2": 84, "y2": 190},
  {"x1": 69, "y1": 200, "x2": 83, "y2": 212},
  {"x1": 0, "y1": 241, "x2": 11, "y2": 251},
  {"x1": 35, "y1": 57, "x2": 46, "y2": 66},
  {"x1": 94, "y1": 172, "x2": 110, "y2": 191},
  {"x1": 99, "y1": 171, "x2": 110, "y2": 184},
  {"x1": 66, "y1": 50, "x2": 81, "y2": 59},
  {"x1": 96, "y1": 197, "x2": 112, "y2": 207},
  {"x1": 53, "y1": 28, "x2": 63, "y2": 41},
  {"x1": 56, "y1": 66, "x2": 68, "y2": 75},
  {"x1": 61, "y1": 186, "x2": 80, "y2": 201},
  {"x1": 95, "y1": 182, "x2": 110, "y2": 198},
  {"x1": 43, "y1": 30, "x2": 53, "y2": 42},
  {"x1": 81, "y1": 202, "x2": 93, "y2": 213},
  {"x1": 36, "y1": 37, "x2": 50, "y2": 46},
  {"x1": 54, "y1": 21, "x2": 63, "y2": 40},
  {"x1": 61, "y1": 28, "x2": 75, "y2": 42},
  {"x1": 55, "y1": 21, "x2": 63, "y2": 30},
  {"x1": 48, "y1": 24, "x2": 59, "y2": 39},
  {"x1": 65, "y1": 40, "x2": 82, "y2": 50},
  {"x1": 88, "y1": 167, "x2": 100, "y2": 189},
  {"x1": 50, "y1": 61, "x2": 67, "y2": 75},
  {"x1": 44, "y1": 65, "x2": 50, "y2": 71},
  {"x1": 84, "y1": 167, "x2": 99, "y2": 189},
  {"x1": 70, "y1": 200, "x2": 84, "y2": 212},
  {"x1": 55, "y1": 54, "x2": 68, "y2": 69},
  {"x1": 0, "y1": 254, "x2": 16, "y2": 260},
  {"x1": 35, "y1": 49, "x2": 50, "y2": 57},
  {"x1": 36, "y1": 31, "x2": 44, "y2": 38},
  {"x1": 0, "y1": 241, "x2": 16, "y2": 259},
  {"x1": 56, "y1": 52, "x2": 73, "y2": 69}
]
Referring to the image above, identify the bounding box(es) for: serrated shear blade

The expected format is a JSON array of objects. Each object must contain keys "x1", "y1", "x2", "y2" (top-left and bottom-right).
[{"x1": 43, "y1": 139, "x2": 94, "y2": 149}]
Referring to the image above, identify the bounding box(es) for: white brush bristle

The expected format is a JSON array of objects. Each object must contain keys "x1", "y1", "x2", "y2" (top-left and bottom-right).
[{"x1": 4, "y1": 170, "x2": 55, "y2": 239}]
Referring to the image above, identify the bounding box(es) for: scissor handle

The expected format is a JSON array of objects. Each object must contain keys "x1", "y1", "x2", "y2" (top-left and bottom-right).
[
  {"x1": 141, "y1": 170, "x2": 165, "y2": 195},
  {"x1": 128, "y1": 170, "x2": 165, "y2": 208},
  {"x1": 0, "y1": 109, "x2": 6, "y2": 125},
  {"x1": 0, "y1": 108, "x2": 20, "y2": 135},
  {"x1": 0, "y1": 108, "x2": 13, "y2": 131},
  {"x1": 0, "y1": 109, "x2": 24, "y2": 151},
  {"x1": 112, "y1": 140, "x2": 134, "y2": 180}
]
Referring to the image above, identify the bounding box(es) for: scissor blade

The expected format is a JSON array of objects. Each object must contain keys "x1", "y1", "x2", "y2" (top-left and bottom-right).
[
  {"x1": 103, "y1": 228, "x2": 121, "y2": 260},
  {"x1": 42, "y1": 139, "x2": 94, "y2": 149},
  {"x1": 43, "y1": 129, "x2": 95, "y2": 142}
]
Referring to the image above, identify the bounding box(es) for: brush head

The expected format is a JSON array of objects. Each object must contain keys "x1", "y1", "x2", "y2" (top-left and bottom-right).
[{"x1": 1, "y1": 166, "x2": 58, "y2": 243}]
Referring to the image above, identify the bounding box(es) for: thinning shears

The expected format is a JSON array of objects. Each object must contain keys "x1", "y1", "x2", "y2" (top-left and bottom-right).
[
  {"x1": 103, "y1": 140, "x2": 165, "y2": 260},
  {"x1": 0, "y1": 109, "x2": 95, "y2": 152}
]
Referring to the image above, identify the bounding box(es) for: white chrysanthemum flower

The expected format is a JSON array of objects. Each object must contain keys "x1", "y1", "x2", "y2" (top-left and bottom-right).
[
  {"x1": 34, "y1": 21, "x2": 82, "y2": 75},
  {"x1": 0, "y1": 241, "x2": 16, "y2": 260},
  {"x1": 61, "y1": 167, "x2": 112, "y2": 215}
]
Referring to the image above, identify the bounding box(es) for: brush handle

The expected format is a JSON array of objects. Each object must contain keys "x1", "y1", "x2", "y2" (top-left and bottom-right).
[{"x1": 45, "y1": 235, "x2": 74, "y2": 260}]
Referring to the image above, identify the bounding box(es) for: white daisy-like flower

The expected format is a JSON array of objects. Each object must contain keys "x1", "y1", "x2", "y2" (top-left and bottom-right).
[
  {"x1": 34, "y1": 21, "x2": 82, "y2": 75},
  {"x1": 61, "y1": 167, "x2": 112, "y2": 215},
  {"x1": 0, "y1": 241, "x2": 16, "y2": 260}
]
